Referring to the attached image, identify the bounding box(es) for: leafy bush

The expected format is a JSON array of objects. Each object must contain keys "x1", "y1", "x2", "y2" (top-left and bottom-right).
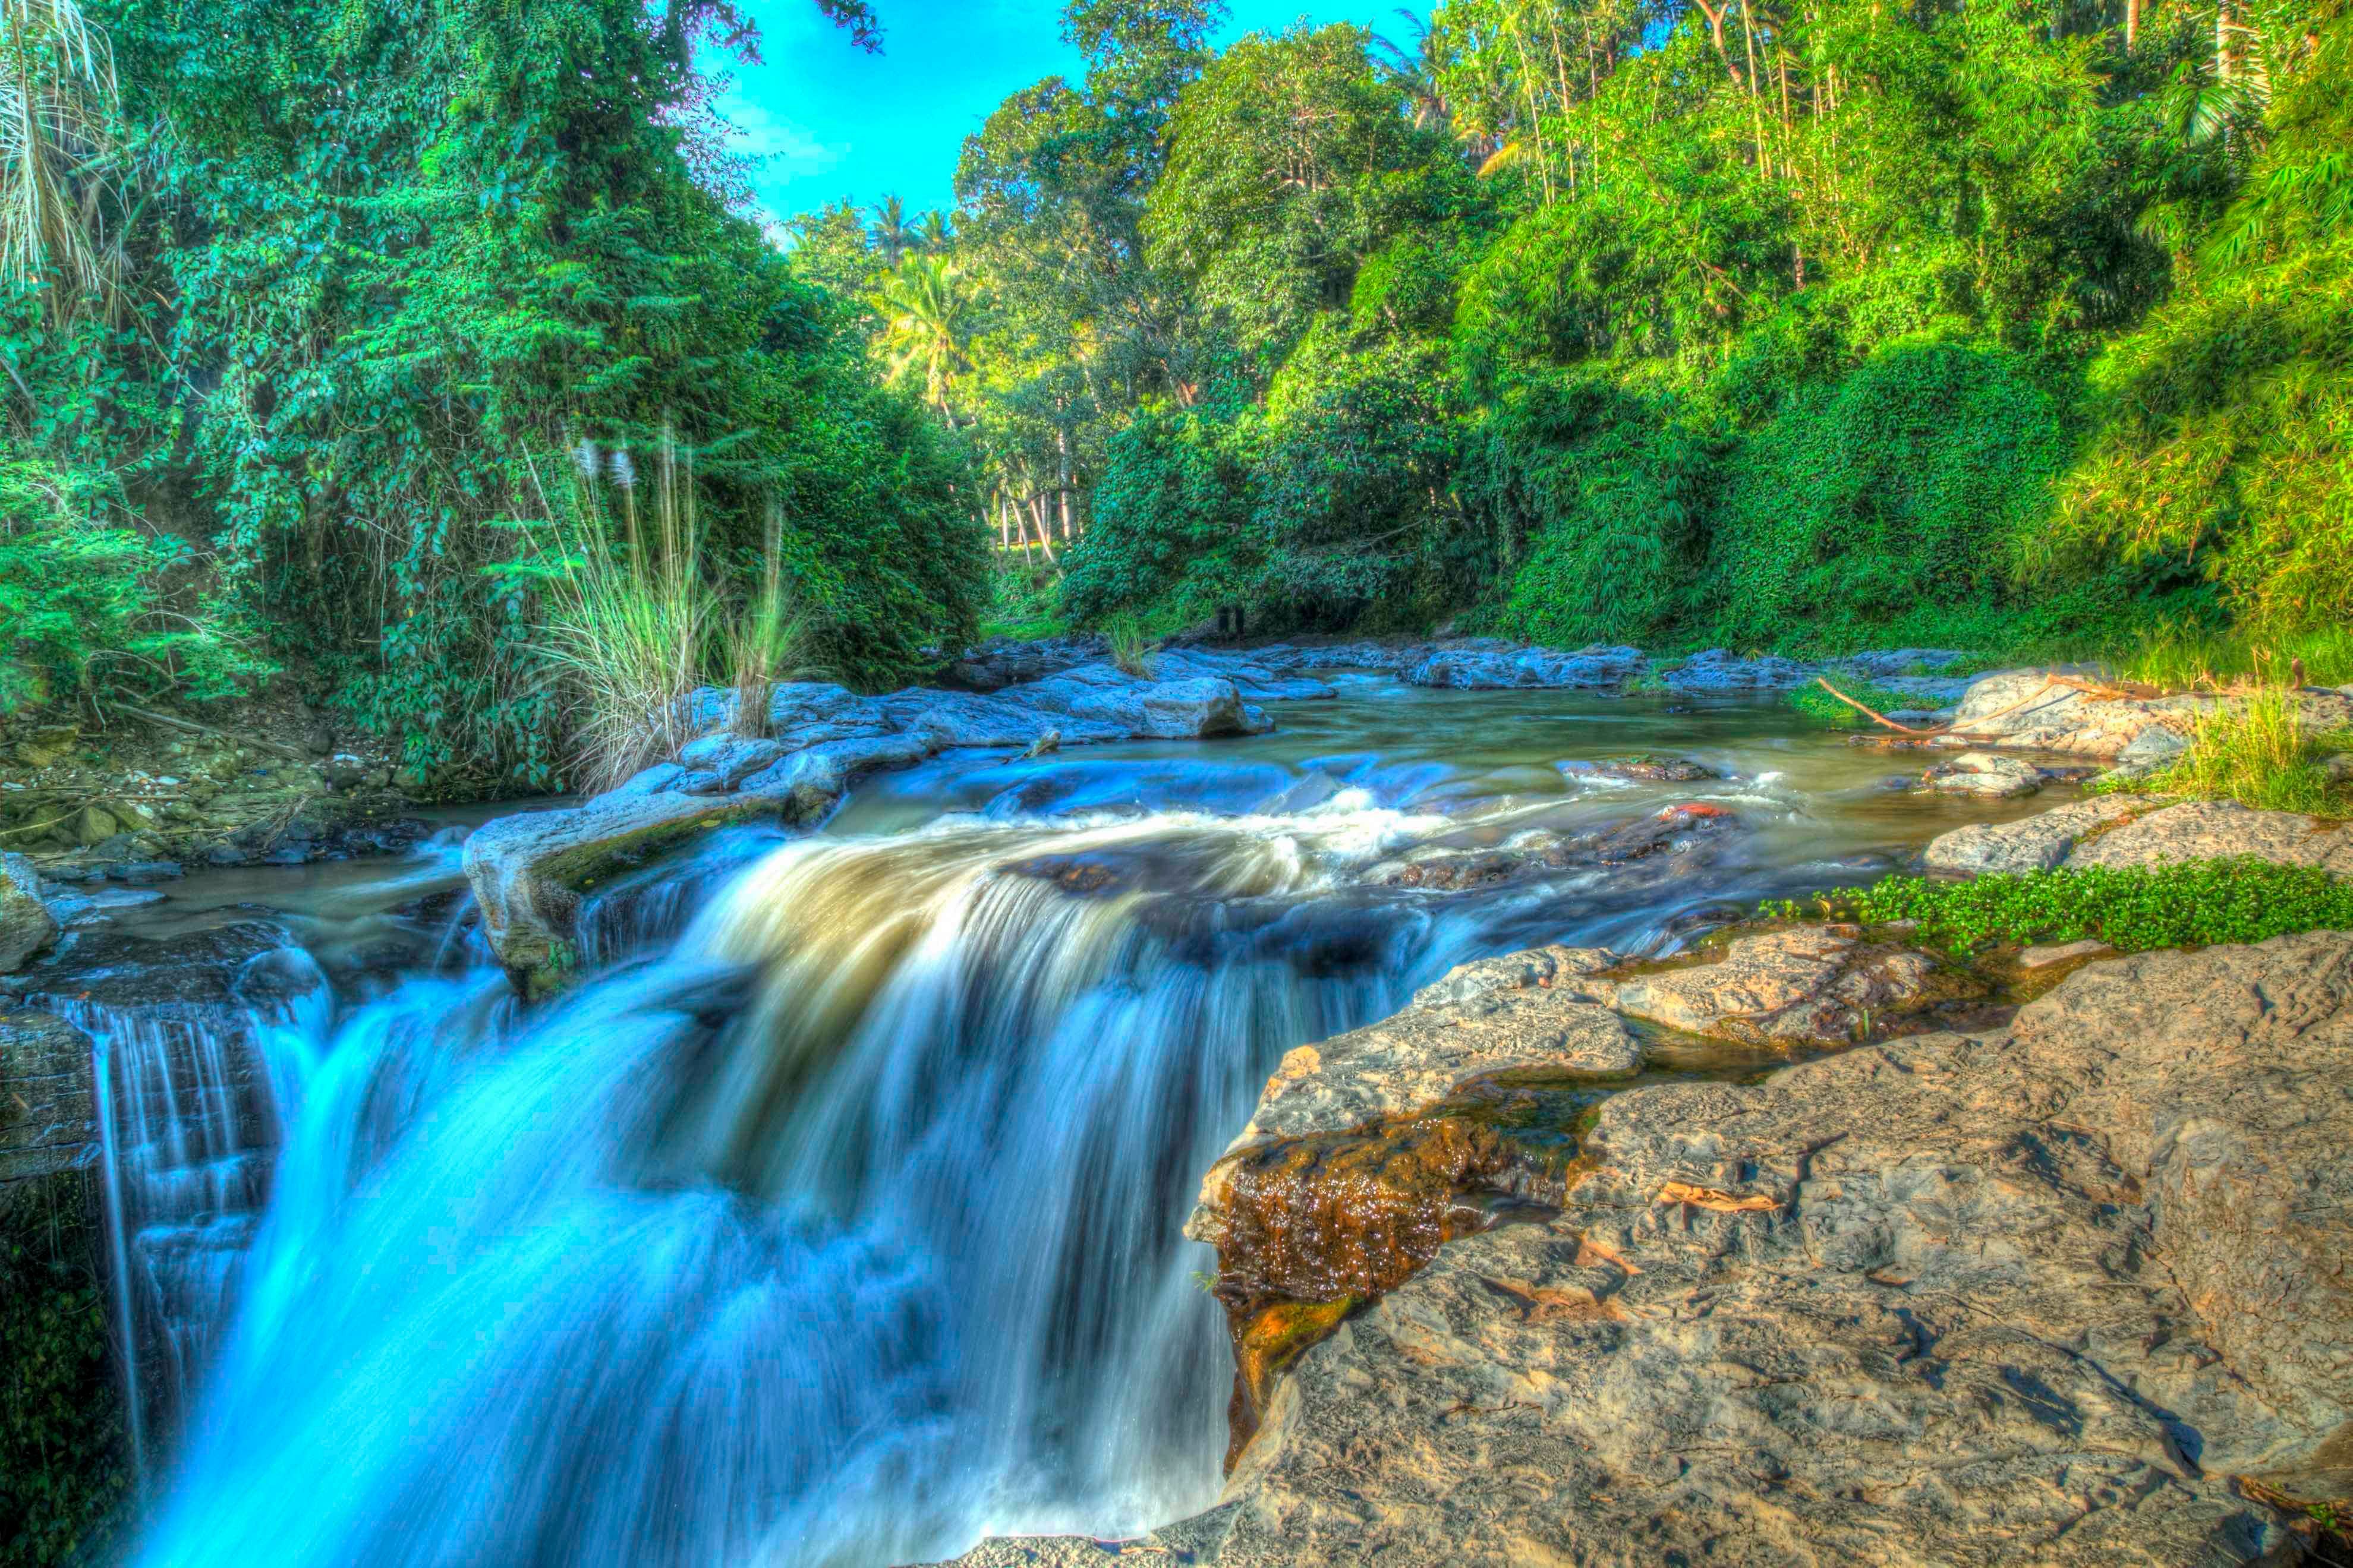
[
  {"x1": 1769, "y1": 861, "x2": 2353, "y2": 954},
  {"x1": 1699, "y1": 338, "x2": 2069, "y2": 651},
  {"x1": 2039, "y1": 5, "x2": 2353, "y2": 633},
  {"x1": 1061, "y1": 405, "x2": 1257, "y2": 629},
  {"x1": 0, "y1": 460, "x2": 269, "y2": 716},
  {"x1": 1, "y1": 1179, "x2": 127, "y2": 1568},
  {"x1": 1464, "y1": 370, "x2": 1708, "y2": 648}
]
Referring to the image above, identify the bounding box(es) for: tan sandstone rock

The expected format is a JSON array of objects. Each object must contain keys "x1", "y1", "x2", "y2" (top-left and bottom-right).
[{"x1": 931, "y1": 935, "x2": 2353, "y2": 1568}]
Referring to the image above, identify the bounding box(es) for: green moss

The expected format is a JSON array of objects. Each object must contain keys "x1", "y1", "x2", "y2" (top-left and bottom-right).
[{"x1": 1767, "y1": 860, "x2": 2353, "y2": 956}]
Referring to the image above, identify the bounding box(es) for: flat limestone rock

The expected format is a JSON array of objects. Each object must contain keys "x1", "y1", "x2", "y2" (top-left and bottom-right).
[
  {"x1": 2064, "y1": 798, "x2": 2353, "y2": 876},
  {"x1": 944, "y1": 935, "x2": 2353, "y2": 1567},
  {"x1": 1209, "y1": 945, "x2": 1637, "y2": 1156},
  {"x1": 465, "y1": 661, "x2": 1275, "y2": 995},
  {"x1": 462, "y1": 788, "x2": 815, "y2": 996},
  {"x1": 1941, "y1": 670, "x2": 2353, "y2": 759},
  {"x1": 1924, "y1": 796, "x2": 2141, "y2": 876},
  {"x1": 1593, "y1": 925, "x2": 1939, "y2": 1047}
]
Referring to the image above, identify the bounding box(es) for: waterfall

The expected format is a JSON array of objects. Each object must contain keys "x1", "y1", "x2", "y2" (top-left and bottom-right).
[
  {"x1": 58, "y1": 949, "x2": 330, "y2": 1481},
  {"x1": 131, "y1": 804, "x2": 1507, "y2": 1568}
]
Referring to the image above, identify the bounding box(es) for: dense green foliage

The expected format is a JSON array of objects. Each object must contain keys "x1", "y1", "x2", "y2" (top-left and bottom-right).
[
  {"x1": 0, "y1": 1179, "x2": 126, "y2": 1568},
  {"x1": 10, "y1": 0, "x2": 2350, "y2": 773},
  {"x1": 2, "y1": 0, "x2": 981, "y2": 783},
  {"x1": 801, "y1": 0, "x2": 2348, "y2": 659},
  {"x1": 1769, "y1": 860, "x2": 2353, "y2": 954}
]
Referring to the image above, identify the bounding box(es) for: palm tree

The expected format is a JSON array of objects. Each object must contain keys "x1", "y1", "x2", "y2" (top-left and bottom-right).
[
  {"x1": 0, "y1": 0, "x2": 124, "y2": 322},
  {"x1": 868, "y1": 193, "x2": 916, "y2": 267},
  {"x1": 871, "y1": 253, "x2": 975, "y2": 419},
  {"x1": 1372, "y1": 7, "x2": 1450, "y2": 131},
  {"x1": 916, "y1": 207, "x2": 952, "y2": 254}
]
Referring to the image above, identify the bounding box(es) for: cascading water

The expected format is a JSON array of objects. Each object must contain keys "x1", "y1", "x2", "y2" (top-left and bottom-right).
[
  {"x1": 52, "y1": 952, "x2": 329, "y2": 1481},
  {"x1": 132, "y1": 802, "x2": 1519, "y2": 1568},
  {"x1": 109, "y1": 688, "x2": 2002, "y2": 1566}
]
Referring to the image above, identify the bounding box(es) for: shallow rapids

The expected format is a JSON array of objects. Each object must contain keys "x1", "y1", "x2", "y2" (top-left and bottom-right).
[{"x1": 102, "y1": 686, "x2": 2046, "y2": 1567}]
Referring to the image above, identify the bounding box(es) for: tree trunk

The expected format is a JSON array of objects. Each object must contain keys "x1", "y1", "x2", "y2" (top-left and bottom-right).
[
  {"x1": 1056, "y1": 427, "x2": 1073, "y2": 542},
  {"x1": 1028, "y1": 497, "x2": 1059, "y2": 566}
]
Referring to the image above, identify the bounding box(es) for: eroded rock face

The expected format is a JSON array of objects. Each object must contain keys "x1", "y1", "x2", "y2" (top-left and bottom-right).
[
  {"x1": 0, "y1": 1009, "x2": 95, "y2": 1183},
  {"x1": 1186, "y1": 945, "x2": 1637, "y2": 1463},
  {"x1": 939, "y1": 936, "x2": 2353, "y2": 1567},
  {"x1": 0, "y1": 851, "x2": 58, "y2": 973},
  {"x1": 1589, "y1": 925, "x2": 1945, "y2": 1048}
]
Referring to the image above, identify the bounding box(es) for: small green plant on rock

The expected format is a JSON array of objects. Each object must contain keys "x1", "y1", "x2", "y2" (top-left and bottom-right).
[{"x1": 1768, "y1": 861, "x2": 2353, "y2": 955}]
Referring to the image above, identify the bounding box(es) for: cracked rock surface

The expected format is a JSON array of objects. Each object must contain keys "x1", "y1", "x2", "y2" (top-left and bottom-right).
[{"x1": 931, "y1": 934, "x2": 2353, "y2": 1567}]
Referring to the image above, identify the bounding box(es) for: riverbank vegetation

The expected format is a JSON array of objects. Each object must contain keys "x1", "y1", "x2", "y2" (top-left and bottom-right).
[
  {"x1": 824, "y1": 0, "x2": 2349, "y2": 665},
  {"x1": 0, "y1": 0, "x2": 978, "y2": 789},
  {"x1": 1772, "y1": 859, "x2": 2353, "y2": 954},
  {"x1": 4, "y1": 0, "x2": 2347, "y2": 789}
]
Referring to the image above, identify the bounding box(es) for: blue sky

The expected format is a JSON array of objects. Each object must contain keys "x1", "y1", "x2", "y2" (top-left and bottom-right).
[{"x1": 710, "y1": 1, "x2": 1396, "y2": 234}]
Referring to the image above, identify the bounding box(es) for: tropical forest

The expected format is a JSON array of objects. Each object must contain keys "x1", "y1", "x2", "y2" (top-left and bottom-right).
[{"x1": 2, "y1": 0, "x2": 2351, "y2": 1563}]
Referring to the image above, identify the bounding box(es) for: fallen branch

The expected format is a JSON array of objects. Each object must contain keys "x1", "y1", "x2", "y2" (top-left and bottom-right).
[
  {"x1": 1812, "y1": 677, "x2": 1942, "y2": 736},
  {"x1": 1815, "y1": 671, "x2": 2172, "y2": 746}
]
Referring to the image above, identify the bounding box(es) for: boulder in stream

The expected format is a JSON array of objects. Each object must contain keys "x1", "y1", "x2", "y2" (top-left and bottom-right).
[{"x1": 1919, "y1": 749, "x2": 2045, "y2": 798}]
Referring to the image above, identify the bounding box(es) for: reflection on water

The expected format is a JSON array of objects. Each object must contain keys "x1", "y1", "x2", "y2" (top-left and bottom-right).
[{"x1": 91, "y1": 686, "x2": 2050, "y2": 1568}]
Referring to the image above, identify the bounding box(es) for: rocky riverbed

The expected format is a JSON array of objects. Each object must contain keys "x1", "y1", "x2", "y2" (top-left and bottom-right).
[
  {"x1": 452, "y1": 633, "x2": 2353, "y2": 999},
  {"x1": 11, "y1": 633, "x2": 2353, "y2": 1568},
  {"x1": 933, "y1": 925, "x2": 2353, "y2": 1567}
]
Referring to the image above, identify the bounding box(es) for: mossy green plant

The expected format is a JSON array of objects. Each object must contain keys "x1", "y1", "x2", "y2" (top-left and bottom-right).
[{"x1": 1767, "y1": 860, "x2": 2353, "y2": 956}]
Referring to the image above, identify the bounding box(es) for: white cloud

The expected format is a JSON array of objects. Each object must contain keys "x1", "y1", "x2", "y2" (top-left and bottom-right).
[{"x1": 717, "y1": 92, "x2": 851, "y2": 175}]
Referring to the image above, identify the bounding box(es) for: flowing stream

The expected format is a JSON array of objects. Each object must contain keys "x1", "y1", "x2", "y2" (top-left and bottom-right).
[{"x1": 77, "y1": 684, "x2": 2043, "y2": 1568}]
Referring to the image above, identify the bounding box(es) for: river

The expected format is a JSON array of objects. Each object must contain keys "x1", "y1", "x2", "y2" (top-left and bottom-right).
[{"x1": 67, "y1": 683, "x2": 2040, "y2": 1568}]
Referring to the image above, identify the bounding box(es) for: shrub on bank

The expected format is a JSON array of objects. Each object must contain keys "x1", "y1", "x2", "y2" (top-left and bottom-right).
[
  {"x1": 1769, "y1": 860, "x2": 2353, "y2": 955},
  {"x1": 0, "y1": 1177, "x2": 127, "y2": 1568}
]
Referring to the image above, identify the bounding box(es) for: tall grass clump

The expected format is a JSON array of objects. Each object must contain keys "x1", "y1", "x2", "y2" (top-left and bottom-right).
[
  {"x1": 2115, "y1": 620, "x2": 2353, "y2": 692},
  {"x1": 728, "y1": 499, "x2": 828, "y2": 740},
  {"x1": 2150, "y1": 687, "x2": 2349, "y2": 815},
  {"x1": 509, "y1": 432, "x2": 716, "y2": 791},
  {"x1": 1101, "y1": 609, "x2": 1155, "y2": 677}
]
